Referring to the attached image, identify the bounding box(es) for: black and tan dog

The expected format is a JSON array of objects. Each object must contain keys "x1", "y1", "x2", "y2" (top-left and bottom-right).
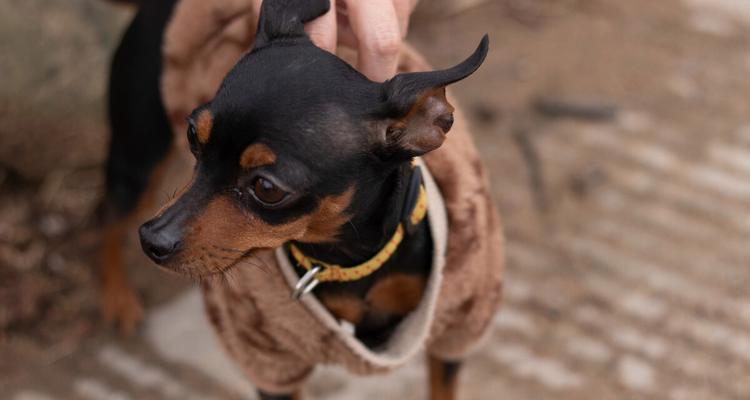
[{"x1": 99, "y1": 0, "x2": 503, "y2": 399}]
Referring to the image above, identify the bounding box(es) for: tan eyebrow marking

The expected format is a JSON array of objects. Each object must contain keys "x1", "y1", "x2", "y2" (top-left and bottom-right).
[
  {"x1": 196, "y1": 109, "x2": 213, "y2": 144},
  {"x1": 239, "y1": 143, "x2": 277, "y2": 169}
]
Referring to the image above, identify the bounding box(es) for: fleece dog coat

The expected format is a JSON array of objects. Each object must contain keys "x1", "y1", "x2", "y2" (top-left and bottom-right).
[{"x1": 160, "y1": 0, "x2": 504, "y2": 393}]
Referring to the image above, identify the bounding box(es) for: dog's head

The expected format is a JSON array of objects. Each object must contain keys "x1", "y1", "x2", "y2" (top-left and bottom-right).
[{"x1": 139, "y1": 0, "x2": 488, "y2": 277}]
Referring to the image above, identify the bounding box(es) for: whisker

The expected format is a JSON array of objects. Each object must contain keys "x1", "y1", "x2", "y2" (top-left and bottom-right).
[
  {"x1": 240, "y1": 253, "x2": 272, "y2": 275},
  {"x1": 210, "y1": 253, "x2": 237, "y2": 261},
  {"x1": 211, "y1": 244, "x2": 246, "y2": 253},
  {"x1": 347, "y1": 220, "x2": 361, "y2": 240},
  {"x1": 225, "y1": 266, "x2": 241, "y2": 287},
  {"x1": 219, "y1": 268, "x2": 231, "y2": 288}
]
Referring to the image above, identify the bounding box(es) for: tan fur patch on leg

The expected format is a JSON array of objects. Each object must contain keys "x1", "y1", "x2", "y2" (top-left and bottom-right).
[
  {"x1": 318, "y1": 292, "x2": 366, "y2": 324},
  {"x1": 99, "y1": 221, "x2": 144, "y2": 335},
  {"x1": 428, "y1": 355, "x2": 459, "y2": 400},
  {"x1": 366, "y1": 273, "x2": 426, "y2": 315},
  {"x1": 98, "y1": 149, "x2": 176, "y2": 335}
]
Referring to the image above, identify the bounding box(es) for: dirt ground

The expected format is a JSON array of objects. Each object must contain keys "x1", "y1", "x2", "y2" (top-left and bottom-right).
[{"x1": 3, "y1": 0, "x2": 750, "y2": 399}]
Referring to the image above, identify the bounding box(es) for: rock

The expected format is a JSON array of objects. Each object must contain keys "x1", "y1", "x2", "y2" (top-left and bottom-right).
[{"x1": 0, "y1": 0, "x2": 132, "y2": 180}]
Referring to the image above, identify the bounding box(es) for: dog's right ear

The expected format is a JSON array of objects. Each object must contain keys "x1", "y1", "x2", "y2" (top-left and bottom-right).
[
  {"x1": 253, "y1": 0, "x2": 330, "y2": 49},
  {"x1": 375, "y1": 35, "x2": 489, "y2": 159}
]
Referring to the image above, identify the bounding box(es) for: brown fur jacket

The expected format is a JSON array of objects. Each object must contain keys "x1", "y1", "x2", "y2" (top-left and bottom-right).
[{"x1": 160, "y1": 0, "x2": 504, "y2": 393}]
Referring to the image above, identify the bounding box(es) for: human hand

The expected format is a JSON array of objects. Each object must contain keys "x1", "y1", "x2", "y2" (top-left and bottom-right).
[{"x1": 251, "y1": 0, "x2": 419, "y2": 82}]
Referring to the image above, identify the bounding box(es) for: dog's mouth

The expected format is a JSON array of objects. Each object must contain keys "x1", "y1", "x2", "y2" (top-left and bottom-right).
[{"x1": 155, "y1": 248, "x2": 269, "y2": 282}]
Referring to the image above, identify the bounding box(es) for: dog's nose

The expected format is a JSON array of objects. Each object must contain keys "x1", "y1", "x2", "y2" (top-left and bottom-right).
[{"x1": 139, "y1": 220, "x2": 181, "y2": 264}]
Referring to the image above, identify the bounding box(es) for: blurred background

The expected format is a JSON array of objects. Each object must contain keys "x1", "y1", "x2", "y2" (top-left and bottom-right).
[{"x1": 2, "y1": 0, "x2": 750, "y2": 399}]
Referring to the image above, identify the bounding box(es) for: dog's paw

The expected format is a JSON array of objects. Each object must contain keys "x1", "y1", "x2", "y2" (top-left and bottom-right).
[{"x1": 100, "y1": 283, "x2": 144, "y2": 336}]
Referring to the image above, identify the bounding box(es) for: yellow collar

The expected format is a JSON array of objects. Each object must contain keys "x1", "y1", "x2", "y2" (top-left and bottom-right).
[{"x1": 289, "y1": 176, "x2": 427, "y2": 284}]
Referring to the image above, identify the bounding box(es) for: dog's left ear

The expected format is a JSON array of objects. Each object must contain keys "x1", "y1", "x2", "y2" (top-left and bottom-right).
[
  {"x1": 254, "y1": 0, "x2": 330, "y2": 49},
  {"x1": 377, "y1": 35, "x2": 489, "y2": 158}
]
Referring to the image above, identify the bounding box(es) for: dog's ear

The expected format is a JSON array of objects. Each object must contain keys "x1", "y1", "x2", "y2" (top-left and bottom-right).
[
  {"x1": 254, "y1": 0, "x2": 330, "y2": 49},
  {"x1": 377, "y1": 35, "x2": 489, "y2": 158}
]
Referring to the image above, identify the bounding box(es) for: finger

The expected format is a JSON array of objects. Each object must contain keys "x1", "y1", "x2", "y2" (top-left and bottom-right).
[
  {"x1": 393, "y1": 0, "x2": 416, "y2": 38},
  {"x1": 345, "y1": 0, "x2": 401, "y2": 82},
  {"x1": 250, "y1": 0, "x2": 262, "y2": 19},
  {"x1": 305, "y1": 0, "x2": 337, "y2": 53},
  {"x1": 336, "y1": 10, "x2": 358, "y2": 49},
  {"x1": 250, "y1": 0, "x2": 264, "y2": 43}
]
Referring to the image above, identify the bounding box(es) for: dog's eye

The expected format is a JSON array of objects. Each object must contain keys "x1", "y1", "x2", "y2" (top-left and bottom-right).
[
  {"x1": 187, "y1": 123, "x2": 200, "y2": 155},
  {"x1": 249, "y1": 177, "x2": 288, "y2": 207}
]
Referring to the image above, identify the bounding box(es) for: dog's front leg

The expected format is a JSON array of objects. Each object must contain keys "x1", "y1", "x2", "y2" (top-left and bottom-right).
[{"x1": 428, "y1": 355, "x2": 462, "y2": 400}]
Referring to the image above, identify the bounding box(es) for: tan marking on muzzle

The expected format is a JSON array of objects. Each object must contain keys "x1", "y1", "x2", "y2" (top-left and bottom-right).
[{"x1": 165, "y1": 187, "x2": 355, "y2": 276}]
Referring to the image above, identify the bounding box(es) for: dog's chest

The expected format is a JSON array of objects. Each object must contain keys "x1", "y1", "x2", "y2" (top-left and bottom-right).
[{"x1": 310, "y1": 220, "x2": 434, "y2": 348}]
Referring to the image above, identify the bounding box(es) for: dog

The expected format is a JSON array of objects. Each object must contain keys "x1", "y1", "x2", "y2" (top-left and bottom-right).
[{"x1": 99, "y1": 0, "x2": 504, "y2": 398}]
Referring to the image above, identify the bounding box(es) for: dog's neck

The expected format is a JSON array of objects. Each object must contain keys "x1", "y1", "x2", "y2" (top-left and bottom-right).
[
  {"x1": 293, "y1": 162, "x2": 418, "y2": 267},
  {"x1": 291, "y1": 161, "x2": 433, "y2": 348}
]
